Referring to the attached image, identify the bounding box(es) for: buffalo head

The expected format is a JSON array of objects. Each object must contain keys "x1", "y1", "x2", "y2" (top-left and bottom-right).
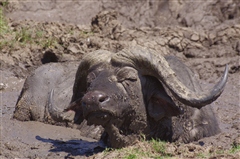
[{"x1": 49, "y1": 46, "x2": 228, "y2": 148}]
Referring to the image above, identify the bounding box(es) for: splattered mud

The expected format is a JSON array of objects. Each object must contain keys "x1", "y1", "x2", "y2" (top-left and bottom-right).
[{"x1": 1, "y1": 0, "x2": 239, "y2": 158}]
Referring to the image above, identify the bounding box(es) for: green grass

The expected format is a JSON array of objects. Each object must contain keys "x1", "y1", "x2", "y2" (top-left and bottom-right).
[
  {"x1": 0, "y1": 0, "x2": 9, "y2": 7},
  {"x1": 15, "y1": 27, "x2": 32, "y2": 43},
  {"x1": 151, "y1": 139, "x2": 167, "y2": 155},
  {"x1": 79, "y1": 30, "x2": 94, "y2": 38},
  {"x1": 229, "y1": 144, "x2": 240, "y2": 154},
  {"x1": 0, "y1": 5, "x2": 90, "y2": 50},
  {"x1": 0, "y1": 21, "x2": 57, "y2": 49},
  {"x1": 193, "y1": 143, "x2": 240, "y2": 159},
  {"x1": 124, "y1": 153, "x2": 138, "y2": 159},
  {"x1": 0, "y1": 7, "x2": 10, "y2": 36},
  {"x1": 196, "y1": 153, "x2": 206, "y2": 158},
  {"x1": 121, "y1": 147, "x2": 149, "y2": 159},
  {"x1": 101, "y1": 139, "x2": 240, "y2": 159},
  {"x1": 41, "y1": 37, "x2": 58, "y2": 48},
  {"x1": 0, "y1": 5, "x2": 58, "y2": 49},
  {"x1": 36, "y1": 30, "x2": 44, "y2": 38},
  {"x1": 102, "y1": 139, "x2": 173, "y2": 159},
  {"x1": 0, "y1": 6, "x2": 12, "y2": 49}
]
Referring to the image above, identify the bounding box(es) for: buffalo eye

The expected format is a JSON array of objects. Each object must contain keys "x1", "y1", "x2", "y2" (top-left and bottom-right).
[
  {"x1": 116, "y1": 67, "x2": 138, "y2": 82},
  {"x1": 87, "y1": 72, "x2": 96, "y2": 86}
]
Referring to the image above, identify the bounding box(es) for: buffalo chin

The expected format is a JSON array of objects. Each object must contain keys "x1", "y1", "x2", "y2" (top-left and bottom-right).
[{"x1": 86, "y1": 111, "x2": 111, "y2": 126}]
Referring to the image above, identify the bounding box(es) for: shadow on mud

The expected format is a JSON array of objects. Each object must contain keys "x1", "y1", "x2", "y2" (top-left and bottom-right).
[{"x1": 36, "y1": 136, "x2": 106, "y2": 157}]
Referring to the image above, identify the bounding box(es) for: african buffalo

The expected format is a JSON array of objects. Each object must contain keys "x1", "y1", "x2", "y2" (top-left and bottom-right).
[{"x1": 14, "y1": 46, "x2": 228, "y2": 148}]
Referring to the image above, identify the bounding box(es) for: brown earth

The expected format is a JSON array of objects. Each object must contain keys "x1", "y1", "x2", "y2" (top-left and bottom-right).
[{"x1": 0, "y1": 0, "x2": 240, "y2": 158}]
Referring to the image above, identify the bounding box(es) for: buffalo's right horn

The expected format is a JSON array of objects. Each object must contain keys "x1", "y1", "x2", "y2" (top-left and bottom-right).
[{"x1": 111, "y1": 46, "x2": 228, "y2": 109}]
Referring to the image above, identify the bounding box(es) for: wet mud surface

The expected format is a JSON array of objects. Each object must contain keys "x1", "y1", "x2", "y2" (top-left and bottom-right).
[{"x1": 1, "y1": 0, "x2": 240, "y2": 158}]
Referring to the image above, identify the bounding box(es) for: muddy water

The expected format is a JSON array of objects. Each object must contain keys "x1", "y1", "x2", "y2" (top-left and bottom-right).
[
  {"x1": 2, "y1": 118, "x2": 105, "y2": 158},
  {"x1": 0, "y1": 72, "x2": 105, "y2": 158}
]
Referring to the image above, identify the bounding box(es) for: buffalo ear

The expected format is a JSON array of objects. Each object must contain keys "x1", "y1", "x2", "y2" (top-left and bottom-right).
[{"x1": 147, "y1": 92, "x2": 182, "y2": 121}]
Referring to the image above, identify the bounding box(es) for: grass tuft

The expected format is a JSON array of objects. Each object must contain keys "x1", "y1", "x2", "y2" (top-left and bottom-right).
[
  {"x1": 0, "y1": 7, "x2": 10, "y2": 36},
  {"x1": 0, "y1": 0, "x2": 9, "y2": 7},
  {"x1": 229, "y1": 144, "x2": 240, "y2": 154},
  {"x1": 150, "y1": 139, "x2": 167, "y2": 155}
]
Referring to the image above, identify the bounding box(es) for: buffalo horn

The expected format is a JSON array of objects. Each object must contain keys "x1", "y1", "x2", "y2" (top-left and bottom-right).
[
  {"x1": 70, "y1": 50, "x2": 113, "y2": 103},
  {"x1": 111, "y1": 46, "x2": 228, "y2": 109},
  {"x1": 47, "y1": 89, "x2": 75, "y2": 122}
]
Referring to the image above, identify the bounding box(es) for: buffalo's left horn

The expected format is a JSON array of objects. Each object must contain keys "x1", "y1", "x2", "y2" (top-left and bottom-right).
[
  {"x1": 70, "y1": 50, "x2": 113, "y2": 103},
  {"x1": 47, "y1": 89, "x2": 75, "y2": 122}
]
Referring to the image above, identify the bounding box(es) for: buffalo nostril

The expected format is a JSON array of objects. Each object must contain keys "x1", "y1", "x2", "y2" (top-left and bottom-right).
[{"x1": 82, "y1": 91, "x2": 109, "y2": 106}]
